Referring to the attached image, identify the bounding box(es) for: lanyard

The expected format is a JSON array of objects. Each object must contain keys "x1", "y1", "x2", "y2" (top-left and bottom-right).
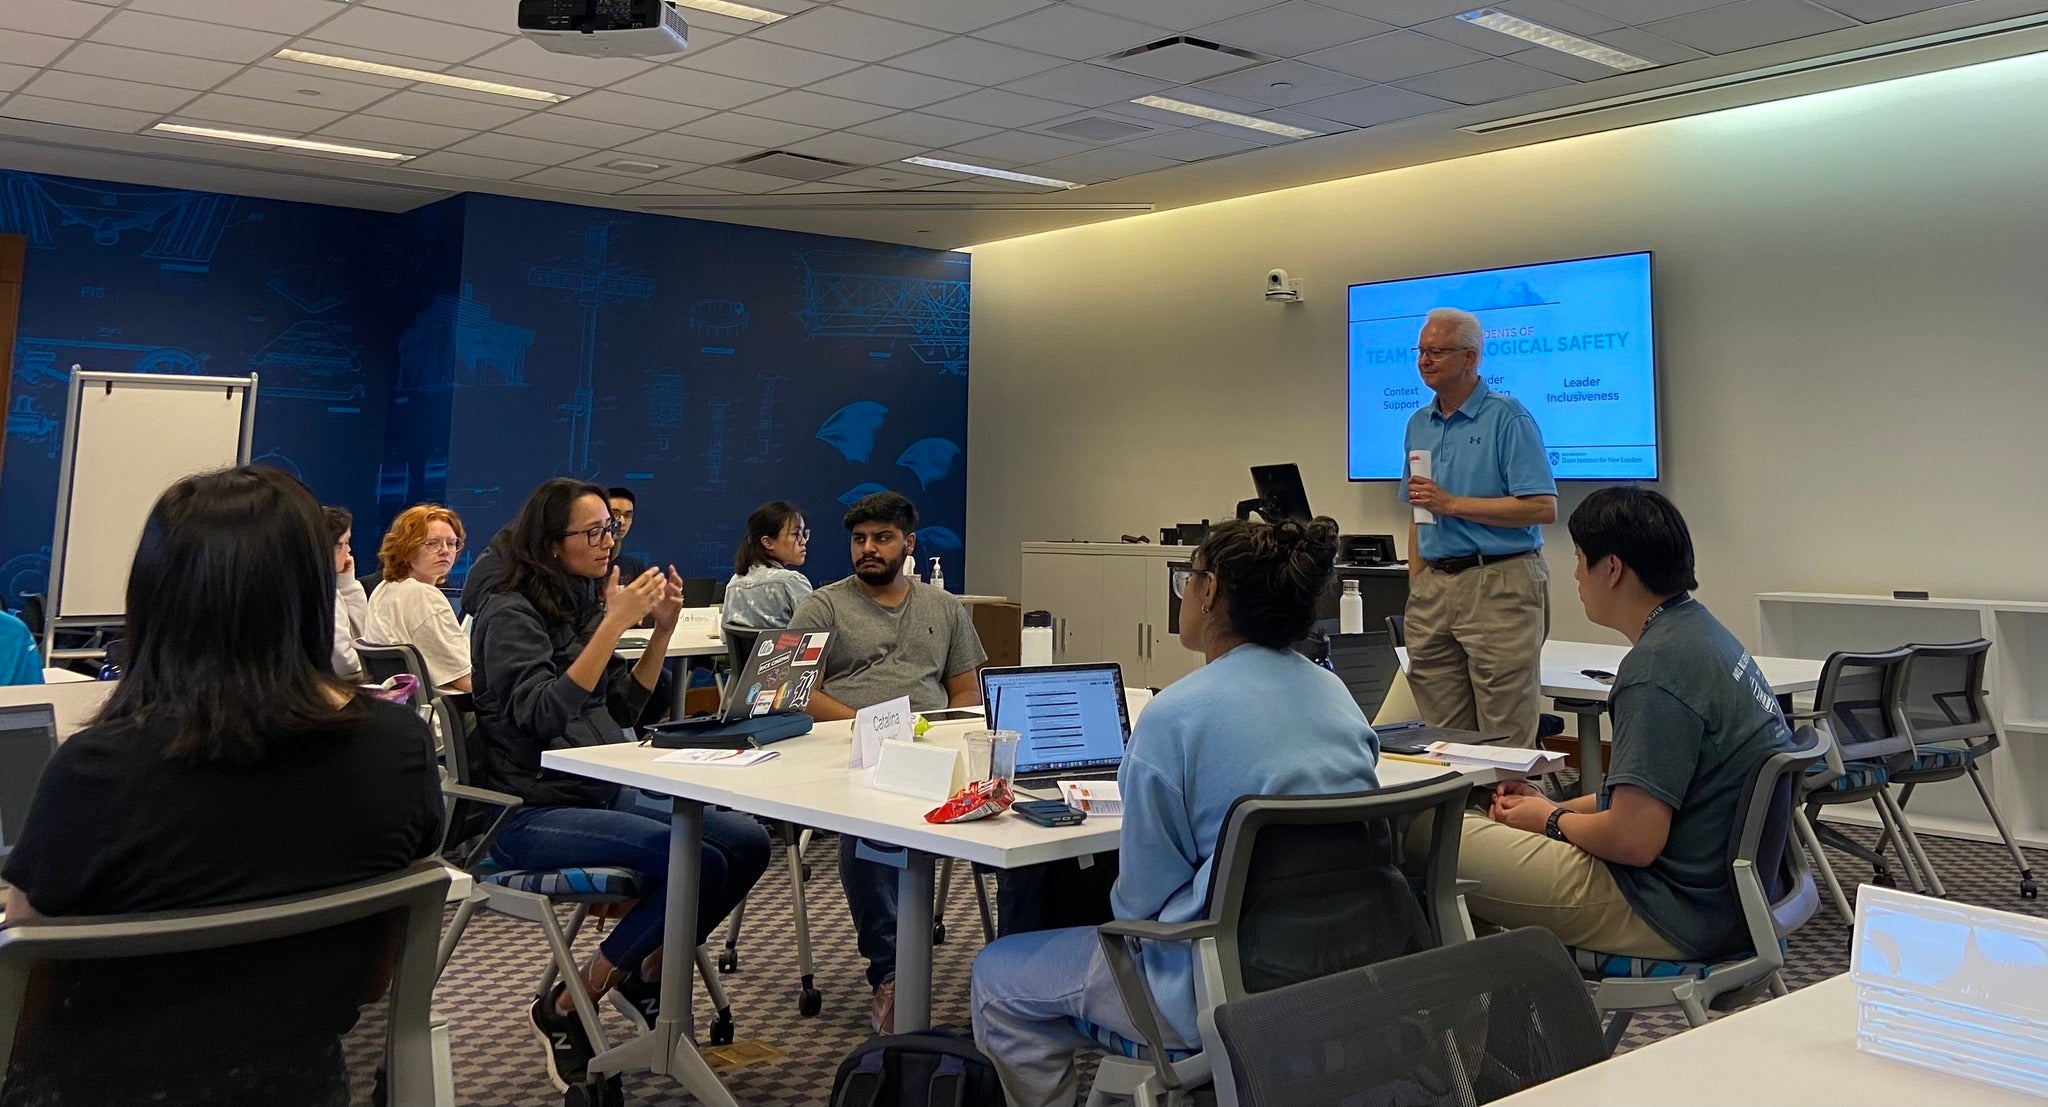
[{"x1": 1641, "y1": 592, "x2": 1693, "y2": 636}]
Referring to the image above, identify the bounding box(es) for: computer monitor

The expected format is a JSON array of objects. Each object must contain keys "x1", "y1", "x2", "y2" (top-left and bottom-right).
[
  {"x1": 1249, "y1": 463, "x2": 1313, "y2": 522},
  {"x1": 980, "y1": 664, "x2": 1131, "y2": 776},
  {"x1": 0, "y1": 704, "x2": 59, "y2": 861}
]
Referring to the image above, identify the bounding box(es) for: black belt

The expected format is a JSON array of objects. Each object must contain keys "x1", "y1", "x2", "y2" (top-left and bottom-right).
[{"x1": 1424, "y1": 548, "x2": 1537, "y2": 575}]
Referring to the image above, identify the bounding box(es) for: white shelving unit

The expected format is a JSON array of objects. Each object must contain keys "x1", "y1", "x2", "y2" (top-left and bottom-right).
[{"x1": 1757, "y1": 592, "x2": 2048, "y2": 848}]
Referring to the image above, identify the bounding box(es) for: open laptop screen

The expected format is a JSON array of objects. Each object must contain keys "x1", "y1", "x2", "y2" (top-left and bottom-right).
[
  {"x1": 982, "y1": 664, "x2": 1130, "y2": 775},
  {"x1": 0, "y1": 704, "x2": 59, "y2": 859}
]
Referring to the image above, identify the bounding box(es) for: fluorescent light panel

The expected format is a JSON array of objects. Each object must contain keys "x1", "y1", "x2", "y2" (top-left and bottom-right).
[
  {"x1": 1129, "y1": 95, "x2": 1321, "y2": 139},
  {"x1": 1456, "y1": 10, "x2": 1655, "y2": 71},
  {"x1": 672, "y1": 0, "x2": 785, "y2": 23},
  {"x1": 274, "y1": 48, "x2": 570, "y2": 103},
  {"x1": 902, "y1": 156, "x2": 1080, "y2": 190},
  {"x1": 151, "y1": 122, "x2": 414, "y2": 161}
]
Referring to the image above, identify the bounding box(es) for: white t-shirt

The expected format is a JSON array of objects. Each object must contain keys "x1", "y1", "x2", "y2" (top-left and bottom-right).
[
  {"x1": 332, "y1": 576, "x2": 368, "y2": 680},
  {"x1": 364, "y1": 576, "x2": 472, "y2": 690}
]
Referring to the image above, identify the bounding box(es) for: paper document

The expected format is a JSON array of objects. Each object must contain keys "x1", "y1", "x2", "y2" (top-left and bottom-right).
[
  {"x1": 1408, "y1": 450, "x2": 1435, "y2": 525},
  {"x1": 852, "y1": 695, "x2": 914, "y2": 770},
  {"x1": 1058, "y1": 780, "x2": 1123, "y2": 816},
  {"x1": 1426, "y1": 742, "x2": 1566, "y2": 773},
  {"x1": 654, "y1": 748, "x2": 780, "y2": 767}
]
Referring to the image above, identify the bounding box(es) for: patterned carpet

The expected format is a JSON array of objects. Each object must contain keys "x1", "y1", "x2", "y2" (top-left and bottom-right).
[{"x1": 343, "y1": 824, "x2": 2046, "y2": 1106}]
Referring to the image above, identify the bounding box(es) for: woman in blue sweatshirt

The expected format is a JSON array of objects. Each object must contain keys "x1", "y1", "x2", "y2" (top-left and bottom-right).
[{"x1": 971, "y1": 516, "x2": 1381, "y2": 1107}]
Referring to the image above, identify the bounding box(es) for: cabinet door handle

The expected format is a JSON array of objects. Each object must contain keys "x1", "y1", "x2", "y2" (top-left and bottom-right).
[{"x1": 1137, "y1": 623, "x2": 1144, "y2": 656}]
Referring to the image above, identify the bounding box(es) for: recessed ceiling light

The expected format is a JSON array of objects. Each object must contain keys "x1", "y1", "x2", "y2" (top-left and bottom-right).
[
  {"x1": 1129, "y1": 95, "x2": 1321, "y2": 139},
  {"x1": 902, "y1": 156, "x2": 1081, "y2": 190},
  {"x1": 1455, "y1": 9, "x2": 1656, "y2": 71},
  {"x1": 151, "y1": 122, "x2": 414, "y2": 161},
  {"x1": 274, "y1": 48, "x2": 571, "y2": 103},
  {"x1": 671, "y1": 0, "x2": 786, "y2": 24}
]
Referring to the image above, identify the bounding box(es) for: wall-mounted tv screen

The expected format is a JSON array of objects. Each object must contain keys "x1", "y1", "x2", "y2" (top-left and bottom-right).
[{"x1": 1346, "y1": 251, "x2": 1657, "y2": 482}]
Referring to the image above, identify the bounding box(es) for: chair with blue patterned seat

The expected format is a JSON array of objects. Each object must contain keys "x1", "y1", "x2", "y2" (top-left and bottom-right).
[
  {"x1": 1574, "y1": 725, "x2": 1830, "y2": 1051},
  {"x1": 1085, "y1": 773, "x2": 1475, "y2": 1107}
]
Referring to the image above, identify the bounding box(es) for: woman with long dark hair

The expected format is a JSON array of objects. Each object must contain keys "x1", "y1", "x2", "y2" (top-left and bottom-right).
[
  {"x1": 721, "y1": 499, "x2": 812, "y2": 629},
  {"x1": 0, "y1": 466, "x2": 444, "y2": 1106},
  {"x1": 468, "y1": 478, "x2": 770, "y2": 1093}
]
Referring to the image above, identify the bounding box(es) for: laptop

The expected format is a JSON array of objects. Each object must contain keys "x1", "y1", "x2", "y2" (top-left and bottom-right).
[
  {"x1": 980, "y1": 663, "x2": 1132, "y2": 784},
  {"x1": 1324, "y1": 632, "x2": 1504, "y2": 754},
  {"x1": 717, "y1": 628, "x2": 831, "y2": 722},
  {"x1": 0, "y1": 704, "x2": 60, "y2": 879}
]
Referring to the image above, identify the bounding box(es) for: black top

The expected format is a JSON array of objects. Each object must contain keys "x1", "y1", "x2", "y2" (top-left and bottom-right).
[
  {"x1": 469, "y1": 589, "x2": 652, "y2": 808},
  {"x1": 0, "y1": 699, "x2": 443, "y2": 1105}
]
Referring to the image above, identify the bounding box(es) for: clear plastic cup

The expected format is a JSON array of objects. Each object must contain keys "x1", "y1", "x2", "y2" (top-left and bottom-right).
[{"x1": 965, "y1": 728, "x2": 1020, "y2": 787}]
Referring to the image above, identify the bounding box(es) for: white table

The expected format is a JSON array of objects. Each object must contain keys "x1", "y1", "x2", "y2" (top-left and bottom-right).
[
  {"x1": 1491, "y1": 974, "x2": 2034, "y2": 1106},
  {"x1": 541, "y1": 723, "x2": 1525, "y2": 1106},
  {"x1": 615, "y1": 618, "x2": 727, "y2": 719}
]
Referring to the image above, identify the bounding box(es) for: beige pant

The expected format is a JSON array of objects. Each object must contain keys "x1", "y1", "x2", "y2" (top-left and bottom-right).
[
  {"x1": 1406, "y1": 553, "x2": 1549, "y2": 747},
  {"x1": 1459, "y1": 814, "x2": 1683, "y2": 959}
]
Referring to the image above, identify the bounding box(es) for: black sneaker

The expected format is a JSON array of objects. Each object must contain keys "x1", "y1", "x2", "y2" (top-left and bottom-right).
[
  {"x1": 612, "y1": 971, "x2": 661, "y2": 1035},
  {"x1": 529, "y1": 984, "x2": 595, "y2": 1092}
]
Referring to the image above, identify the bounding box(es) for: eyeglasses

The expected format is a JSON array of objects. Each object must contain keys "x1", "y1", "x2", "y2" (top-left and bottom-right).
[
  {"x1": 785, "y1": 527, "x2": 811, "y2": 542},
  {"x1": 1415, "y1": 345, "x2": 1474, "y2": 361},
  {"x1": 1171, "y1": 567, "x2": 1210, "y2": 598},
  {"x1": 564, "y1": 521, "x2": 623, "y2": 546},
  {"x1": 419, "y1": 538, "x2": 463, "y2": 552}
]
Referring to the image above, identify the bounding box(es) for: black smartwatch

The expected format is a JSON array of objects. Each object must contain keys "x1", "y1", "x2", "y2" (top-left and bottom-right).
[{"x1": 1545, "y1": 808, "x2": 1570, "y2": 843}]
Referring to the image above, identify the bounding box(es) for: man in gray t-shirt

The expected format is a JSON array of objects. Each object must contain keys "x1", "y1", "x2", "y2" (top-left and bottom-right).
[{"x1": 788, "y1": 491, "x2": 986, "y2": 1032}]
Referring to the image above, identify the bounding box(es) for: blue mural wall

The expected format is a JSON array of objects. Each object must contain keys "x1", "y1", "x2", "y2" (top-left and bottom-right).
[{"x1": 0, "y1": 174, "x2": 970, "y2": 614}]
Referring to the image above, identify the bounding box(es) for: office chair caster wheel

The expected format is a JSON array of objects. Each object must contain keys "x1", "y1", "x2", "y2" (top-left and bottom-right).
[
  {"x1": 932, "y1": 920, "x2": 946, "y2": 944},
  {"x1": 564, "y1": 1075, "x2": 623, "y2": 1107},
  {"x1": 801, "y1": 862, "x2": 812, "y2": 882},
  {"x1": 2022, "y1": 878, "x2": 2038, "y2": 899},
  {"x1": 798, "y1": 986, "x2": 823, "y2": 1017},
  {"x1": 1871, "y1": 870, "x2": 1897, "y2": 889},
  {"x1": 718, "y1": 948, "x2": 739, "y2": 973},
  {"x1": 709, "y1": 1011, "x2": 735, "y2": 1046}
]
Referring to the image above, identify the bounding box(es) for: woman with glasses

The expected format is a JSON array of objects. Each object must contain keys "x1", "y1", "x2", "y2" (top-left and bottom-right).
[
  {"x1": 365, "y1": 503, "x2": 473, "y2": 693},
  {"x1": 468, "y1": 478, "x2": 771, "y2": 1093},
  {"x1": 722, "y1": 500, "x2": 812, "y2": 629}
]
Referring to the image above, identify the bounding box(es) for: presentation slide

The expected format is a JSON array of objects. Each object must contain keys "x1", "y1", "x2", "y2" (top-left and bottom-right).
[{"x1": 1346, "y1": 252, "x2": 1658, "y2": 481}]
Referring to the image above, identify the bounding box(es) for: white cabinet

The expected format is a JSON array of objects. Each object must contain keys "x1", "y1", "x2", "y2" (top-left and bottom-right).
[
  {"x1": 1020, "y1": 551, "x2": 1103, "y2": 664},
  {"x1": 1021, "y1": 543, "x2": 1202, "y2": 689}
]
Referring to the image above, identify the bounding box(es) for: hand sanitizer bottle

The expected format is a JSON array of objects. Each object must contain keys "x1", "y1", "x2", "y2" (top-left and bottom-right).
[{"x1": 929, "y1": 557, "x2": 945, "y2": 592}]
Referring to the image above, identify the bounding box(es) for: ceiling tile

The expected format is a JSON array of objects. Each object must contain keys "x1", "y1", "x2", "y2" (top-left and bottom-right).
[
  {"x1": 847, "y1": 110, "x2": 1002, "y2": 146},
  {"x1": 1492, "y1": 0, "x2": 1624, "y2": 36},
  {"x1": 806, "y1": 66, "x2": 979, "y2": 110},
  {"x1": 1291, "y1": 82, "x2": 1456, "y2": 125},
  {"x1": 618, "y1": 179, "x2": 739, "y2": 196},
  {"x1": 497, "y1": 113, "x2": 649, "y2": 148},
  {"x1": 558, "y1": 149, "x2": 700, "y2": 177},
  {"x1": 178, "y1": 92, "x2": 347, "y2": 132},
  {"x1": 924, "y1": 88, "x2": 1075, "y2": 127},
  {"x1": 1068, "y1": 0, "x2": 1275, "y2": 28},
  {"x1": 618, "y1": 131, "x2": 766, "y2": 165},
  {"x1": 22, "y1": 71, "x2": 192, "y2": 114},
  {"x1": 889, "y1": 37, "x2": 1066, "y2": 84},
  {"x1": 0, "y1": 63, "x2": 33, "y2": 92},
  {"x1": 1396, "y1": 56, "x2": 1573, "y2": 103},
  {"x1": 1113, "y1": 127, "x2": 1263, "y2": 160},
  {"x1": 448, "y1": 131, "x2": 574, "y2": 164},
  {"x1": 609, "y1": 66, "x2": 782, "y2": 109},
  {"x1": 1195, "y1": 1, "x2": 1393, "y2": 58},
  {"x1": 1504, "y1": 44, "x2": 1629, "y2": 81},
  {"x1": 462, "y1": 40, "x2": 658, "y2": 87},
  {"x1": 0, "y1": 32, "x2": 71, "y2": 68},
  {"x1": 1030, "y1": 145, "x2": 1179, "y2": 183},
  {"x1": 972, "y1": 6, "x2": 1168, "y2": 60},
  {"x1": 944, "y1": 130, "x2": 1095, "y2": 166},
  {"x1": 361, "y1": 0, "x2": 514, "y2": 33},
  {"x1": 783, "y1": 131, "x2": 928, "y2": 164},
  {"x1": 753, "y1": 9, "x2": 953, "y2": 62},
  {"x1": 360, "y1": 88, "x2": 532, "y2": 129},
  {"x1": 128, "y1": 0, "x2": 344, "y2": 36},
  {"x1": 1194, "y1": 60, "x2": 1371, "y2": 107},
  {"x1": 0, "y1": 0, "x2": 113, "y2": 38},
  {"x1": 91, "y1": 11, "x2": 290, "y2": 63},
  {"x1": 1313, "y1": 0, "x2": 1491, "y2": 24},
  {"x1": 5, "y1": 95, "x2": 159, "y2": 132},
  {"x1": 837, "y1": 0, "x2": 1052, "y2": 34},
  {"x1": 403, "y1": 149, "x2": 546, "y2": 179},
  {"x1": 1817, "y1": 0, "x2": 1961, "y2": 18},
  {"x1": 316, "y1": 114, "x2": 474, "y2": 150},
  {"x1": 307, "y1": 7, "x2": 510, "y2": 65},
  {"x1": 741, "y1": 88, "x2": 897, "y2": 128},
  {"x1": 821, "y1": 164, "x2": 954, "y2": 189},
  {"x1": 674, "y1": 112, "x2": 826, "y2": 147},
  {"x1": 56, "y1": 42, "x2": 244, "y2": 91},
  {"x1": 672, "y1": 164, "x2": 798, "y2": 193},
  {"x1": 686, "y1": 38, "x2": 866, "y2": 85},
  {"x1": 1567, "y1": 0, "x2": 1738, "y2": 22},
  {"x1": 546, "y1": 90, "x2": 716, "y2": 131},
  {"x1": 217, "y1": 68, "x2": 398, "y2": 113},
  {"x1": 1644, "y1": 0, "x2": 1857, "y2": 53},
  {"x1": 1302, "y1": 30, "x2": 1488, "y2": 82},
  {"x1": 1412, "y1": 16, "x2": 1539, "y2": 55},
  {"x1": 997, "y1": 62, "x2": 1171, "y2": 107},
  {"x1": 1585, "y1": 25, "x2": 1708, "y2": 63},
  {"x1": 517, "y1": 166, "x2": 644, "y2": 193}
]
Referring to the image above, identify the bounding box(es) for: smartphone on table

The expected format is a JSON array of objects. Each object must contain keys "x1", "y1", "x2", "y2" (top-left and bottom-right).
[{"x1": 1013, "y1": 799, "x2": 1087, "y2": 827}]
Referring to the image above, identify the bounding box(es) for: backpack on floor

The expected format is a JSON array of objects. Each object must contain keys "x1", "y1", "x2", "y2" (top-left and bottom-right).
[{"x1": 828, "y1": 1031, "x2": 1007, "y2": 1107}]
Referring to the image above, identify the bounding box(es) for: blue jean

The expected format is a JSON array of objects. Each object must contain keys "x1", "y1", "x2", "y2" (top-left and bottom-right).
[
  {"x1": 492, "y1": 800, "x2": 771, "y2": 973},
  {"x1": 841, "y1": 835, "x2": 901, "y2": 988}
]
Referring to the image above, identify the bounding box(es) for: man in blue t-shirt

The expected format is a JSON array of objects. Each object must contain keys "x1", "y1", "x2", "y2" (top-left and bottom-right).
[
  {"x1": 1401, "y1": 307, "x2": 1556, "y2": 747},
  {"x1": 1457, "y1": 487, "x2": 1794, "y2": 961}
]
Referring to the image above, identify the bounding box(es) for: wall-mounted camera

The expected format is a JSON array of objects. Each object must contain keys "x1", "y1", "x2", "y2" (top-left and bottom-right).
[{"x1": 1265, "y1": 268, "x2": 1302, "y2": 304}]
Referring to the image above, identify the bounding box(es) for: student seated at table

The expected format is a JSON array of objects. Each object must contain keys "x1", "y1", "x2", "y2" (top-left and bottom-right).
[
  {"x1": 790, "y1": 491, "x2": 986, "y2": 1032},
  {"x1": 1457, "y1": 486, "x2": 1794, "y2": 963},
  {"x1": 0, "y1": 607, "x2": 43, "y2": 685},
  {"x1": 366, "y1": 503, "x2": 473, "y2": 693},
  {"x1": 468, "y1": 478, "x2": 770, "y2": 1092},
  {"x1": 722, "y1": 500, "x2": 813, "y2": 630},
  {"x1": 971, "y1": 517, "x2": 1381, "y2": 1107},
  {"x1": 322, "y1": 504, "x2": 369, "y2": 682},
  {"x1": 0, "y1": 466, "x2": 444, "y2": 1107}
]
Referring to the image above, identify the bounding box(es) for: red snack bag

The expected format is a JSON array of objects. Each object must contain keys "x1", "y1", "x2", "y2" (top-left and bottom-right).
[{"x1": 925, "y1": 777, "x2": 1013, "y2": 824}]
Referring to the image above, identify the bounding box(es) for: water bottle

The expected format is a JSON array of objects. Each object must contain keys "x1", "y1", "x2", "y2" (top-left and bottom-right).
[
  {"x1": 1339, "y1": 578, "x2": 1364, "y2": 634},
  {"x1": 928, "y1": 556, "x2": 945, "y2": 592}
]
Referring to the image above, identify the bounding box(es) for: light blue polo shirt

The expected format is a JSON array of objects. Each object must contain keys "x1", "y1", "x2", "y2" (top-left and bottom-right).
[{"x1": 1401, "y1": 380, "x2": 1556, "y2": 561}]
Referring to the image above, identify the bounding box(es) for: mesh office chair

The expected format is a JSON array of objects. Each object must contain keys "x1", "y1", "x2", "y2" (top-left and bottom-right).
[
  {"x1": 1212, "y1": 927, "x2": 1608, "y2": 1107},
  {"x1": 358, "y1": 640, "x2": 460, "y2": 756},
  {"x1": 1573, "y1": 725, "x2": 1829, "y2": 1049},
  {"x1": 0, "y1": 860, "x2": 450, "y2": 1107},
  {"x1": 1086, "y1": 773, "x2": 1475, "y2": 1107},
  {"x1": 1794, "y1": 648, "x2": 1940, "y2": 923},
  {"x1": 1878, "y1": 640, "x2": 2034, "y2": 899}
]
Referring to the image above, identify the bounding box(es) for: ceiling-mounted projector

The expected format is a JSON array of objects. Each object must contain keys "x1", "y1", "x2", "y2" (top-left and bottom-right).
[{"x1": 517, "y1": 0, "x2": 689, "y2": 57}]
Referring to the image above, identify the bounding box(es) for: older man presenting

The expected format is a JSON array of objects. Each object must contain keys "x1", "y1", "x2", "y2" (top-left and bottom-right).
[{"x1": 1402, "y1": 307, "x2": 1557, "y2": 747}]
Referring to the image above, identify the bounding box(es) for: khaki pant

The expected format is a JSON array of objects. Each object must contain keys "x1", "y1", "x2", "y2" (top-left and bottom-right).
[
  {"x1": 1406, "y1": 553, "x2": 1549, "y2": 746},
  {"x1": 1458, "y1": 814, "x2": 1683, "y2": 959}
]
